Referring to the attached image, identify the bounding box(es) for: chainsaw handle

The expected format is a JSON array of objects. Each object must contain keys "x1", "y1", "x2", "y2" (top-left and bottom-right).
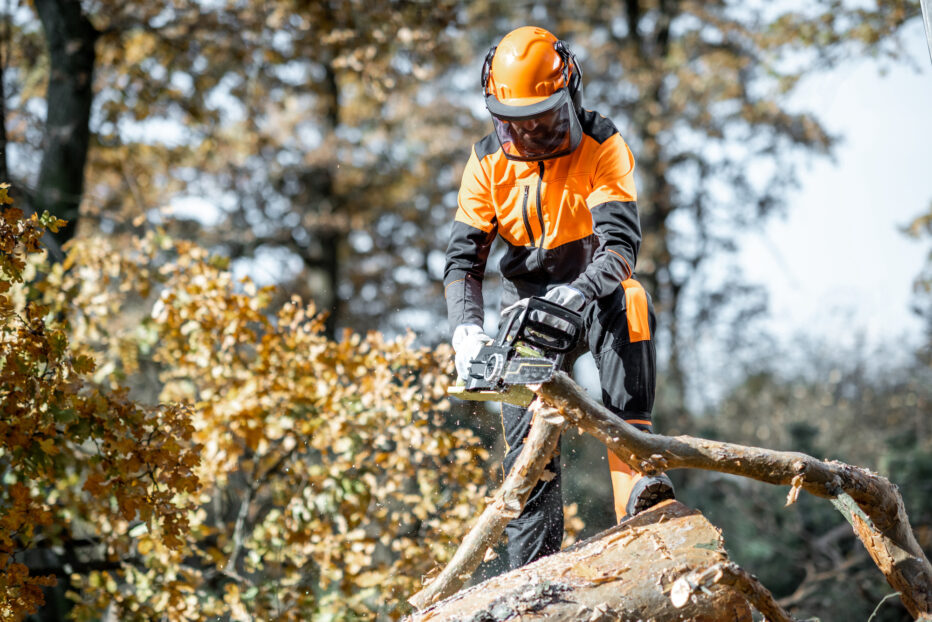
[
  {"x1": 499, "y1": 301, "x2": 527, "y2": 342},
  {"x1": 500, "y1": 296, "x2": 582, "y2": 353},
  {"x1": 524, "y1": 297, "x2": 582, "y2": 353}
]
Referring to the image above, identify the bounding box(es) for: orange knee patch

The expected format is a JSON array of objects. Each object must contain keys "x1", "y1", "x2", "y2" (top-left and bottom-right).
[{"x1": 622, "y1": 278, "x2": 650, "y2": 343}]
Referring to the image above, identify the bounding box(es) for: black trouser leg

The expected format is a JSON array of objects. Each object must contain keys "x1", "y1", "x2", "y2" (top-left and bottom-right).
[
  {"x1": 584, "y1": 282, "x2": 657, "y2": 428},
  {"x1": 501, "y1": 402, "x2": 564, "y2": 569}
]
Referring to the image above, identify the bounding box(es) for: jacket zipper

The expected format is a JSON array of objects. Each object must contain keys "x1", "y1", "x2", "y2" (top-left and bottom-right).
[
  {"x1": 520, "y1": 185, "x2": 534, "y2": 247},
  {"x1": 536, "y1": 162, "x2": 546, "y2": 247},
  {"x1": 536, "y1": 162, "x2": 546, "y2": 265}
]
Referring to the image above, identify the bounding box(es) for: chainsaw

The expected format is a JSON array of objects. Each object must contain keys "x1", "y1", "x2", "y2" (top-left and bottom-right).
[{"x1": 448, "y1": 297, "x2": 583, "y2": 407}]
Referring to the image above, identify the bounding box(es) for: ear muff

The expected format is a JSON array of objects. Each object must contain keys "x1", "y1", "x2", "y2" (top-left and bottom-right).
[
  {"x1": 481, "y1": 45, "x2": 497, "y2": 96},
  {"x1": 554, "y1": 40, "x2": 584, "y2": 110}
]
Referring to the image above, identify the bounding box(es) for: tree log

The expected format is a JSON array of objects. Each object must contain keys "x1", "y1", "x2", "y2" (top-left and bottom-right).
[
  {"x1": 537, "y1": 371, "x2": 932, "y2": 618},
  {"x1": 407, "y1": 402, "x2": 566, "y2": 610},
  {"x1": 406, "y1": 501, "x2": 754, "y2": 621}
]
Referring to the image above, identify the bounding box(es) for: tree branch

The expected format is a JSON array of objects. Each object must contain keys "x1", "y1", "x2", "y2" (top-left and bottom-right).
[
  {"x1": 223, "y1": 485, "x2": 252, "y2": 578},
  {"x1": 536, "y1": 371, "x2": 932, "y2": 618}
]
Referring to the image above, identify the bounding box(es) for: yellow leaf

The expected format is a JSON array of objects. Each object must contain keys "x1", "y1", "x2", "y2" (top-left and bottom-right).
[{"x1": 137, "y1": 537, "x2": 154, "y2": 555}]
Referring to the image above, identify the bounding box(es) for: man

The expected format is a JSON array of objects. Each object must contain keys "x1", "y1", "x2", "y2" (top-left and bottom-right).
[{"x1": 443, "y1": 26, "x2": 675, "y2": 569}]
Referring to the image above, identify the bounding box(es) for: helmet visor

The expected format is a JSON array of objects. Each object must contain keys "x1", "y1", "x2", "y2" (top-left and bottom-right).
[{"x1": 486, "y1": 89, "x2": 582, "y2": 161}]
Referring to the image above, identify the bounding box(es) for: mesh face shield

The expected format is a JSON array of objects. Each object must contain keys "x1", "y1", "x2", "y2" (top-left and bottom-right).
[{"x1": 486, "y1": 88, "x2": 582, "y2": 162}]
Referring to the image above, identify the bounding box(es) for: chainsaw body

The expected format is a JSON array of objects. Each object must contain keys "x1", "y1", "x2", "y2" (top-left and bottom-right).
[{"x1": 450, "y1": 297, "x2": 582, "y2": 406}]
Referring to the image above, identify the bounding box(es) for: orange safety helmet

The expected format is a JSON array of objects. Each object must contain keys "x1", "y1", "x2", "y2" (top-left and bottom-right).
[
  {"x1": 483, "y1": 26, "x2": 583, "y2": 108},
  {"x1": 481, "y1": 27, "x2": 584, "y2": 161}
]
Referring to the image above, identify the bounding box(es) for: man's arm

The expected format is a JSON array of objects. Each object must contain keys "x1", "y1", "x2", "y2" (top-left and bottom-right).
[
  {"x1": 569, "y1": 133, "x2": 641, "y2": 302},
  {"x1": 444, "y1": 145, "x2": 498, "y2": 332}
]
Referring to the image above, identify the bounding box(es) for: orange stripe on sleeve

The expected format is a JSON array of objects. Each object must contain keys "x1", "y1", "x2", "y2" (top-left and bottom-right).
[
  {"x1": 622, "y1": 278, "x2": 651, "y2": 343},
  {"x1": 444, "y1": 278, "x2": 464, "y2": 297},
  {"x1": 607, "y1": 248, "x2": 633, "y2": 278}
]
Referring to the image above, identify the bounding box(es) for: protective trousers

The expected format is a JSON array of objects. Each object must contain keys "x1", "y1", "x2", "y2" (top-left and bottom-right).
[{"x1": 501, "y1": 278, "x2": 656, "y2": 570}]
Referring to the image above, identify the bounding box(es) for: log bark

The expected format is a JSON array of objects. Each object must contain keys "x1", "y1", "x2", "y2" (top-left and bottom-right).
[
  {"x1": 537, "y1": 371, "x2": 932, "y2": 618},
  {"x1": 407, "y1": 402, "x2": 566, "y2": 610},
  {"x1": 406, "y1": 501, "x2": 754, "y2": 621}
]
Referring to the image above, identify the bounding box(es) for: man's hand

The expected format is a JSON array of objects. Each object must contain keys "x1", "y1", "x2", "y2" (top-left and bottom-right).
[{"x1": 452, "y1": 324, "x2": 493, "y2": 380}]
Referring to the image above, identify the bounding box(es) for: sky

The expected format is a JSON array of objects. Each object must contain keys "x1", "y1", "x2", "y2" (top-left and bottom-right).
[{"x1": 736, "y1": 19, "x2": 932, "y2": 351}]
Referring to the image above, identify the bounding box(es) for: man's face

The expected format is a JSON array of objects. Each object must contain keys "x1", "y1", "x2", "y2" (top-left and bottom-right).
[
  {"x1": 488, "y1": 89, "x2": 582, "y2": 161},
  {"x1": 507, "y1": 112, "x2": 570, "y2": 157}
]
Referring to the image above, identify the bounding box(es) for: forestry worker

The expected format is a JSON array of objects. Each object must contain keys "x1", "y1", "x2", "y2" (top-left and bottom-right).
[{"x1": 443, "y1": 26, "x2": 676, "y2": 569}]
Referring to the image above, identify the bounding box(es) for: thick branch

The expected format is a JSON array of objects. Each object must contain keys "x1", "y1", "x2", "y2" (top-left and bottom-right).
[
  {"x1": 536, "y1": 371, "x2": 932, "y2": 618},
  {"x1": 672, "y1": 562, "x2": 796, "y2": 622},
  {"x1": 407, "y1": 402, "x2": 566, "y2": 610}
]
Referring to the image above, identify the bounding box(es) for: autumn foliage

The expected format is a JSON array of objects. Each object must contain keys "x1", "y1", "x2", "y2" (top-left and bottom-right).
[
  {"x1": 0, "y1": 185, "x2": 201, "y2": 619},
  {"x1": 0, "y1": 191, "x2": 488, "y2": 620}
]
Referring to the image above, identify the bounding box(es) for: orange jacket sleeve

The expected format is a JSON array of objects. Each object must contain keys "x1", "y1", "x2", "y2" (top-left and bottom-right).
[{"x1": 443, "y1": 146, "x2": 498, "y2": 332}]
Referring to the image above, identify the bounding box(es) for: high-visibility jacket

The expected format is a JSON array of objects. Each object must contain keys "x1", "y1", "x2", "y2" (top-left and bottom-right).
[{"x1": 444, "y1": 108, "x2": 641, "y2": 330}]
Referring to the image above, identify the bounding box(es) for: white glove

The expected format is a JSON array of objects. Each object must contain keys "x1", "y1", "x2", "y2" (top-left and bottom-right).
[{"x1": 452, "y1": 324, "x2": 492, "y2": 380}]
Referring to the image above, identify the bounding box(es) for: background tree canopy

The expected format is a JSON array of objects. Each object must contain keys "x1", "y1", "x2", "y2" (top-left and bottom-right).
[{"x1": 1, "y1": 0, "x2": 930, "y2": 620}]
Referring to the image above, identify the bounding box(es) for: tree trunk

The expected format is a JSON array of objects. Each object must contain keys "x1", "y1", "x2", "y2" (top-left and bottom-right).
[
  {"x1": 406, "y1": 501, "x2": 755, "y2": 621},
  {"x1": 1, "y1": 7, "x2": 9, "y2": 184},
  {"x1": 670, "y1": 562, "x2": 795, "y2": 622},
  {"x1": 34, "y1": 0, "x2": 97, "y2": 247}
]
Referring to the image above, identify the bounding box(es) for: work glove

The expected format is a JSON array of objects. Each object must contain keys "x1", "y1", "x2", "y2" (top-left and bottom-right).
[
  {"x1": 452, "y1": 323, "x2": 493, "y2": 380},
  {"x1": 502, "y1": 285, "x2": 587, "y2": 319}
]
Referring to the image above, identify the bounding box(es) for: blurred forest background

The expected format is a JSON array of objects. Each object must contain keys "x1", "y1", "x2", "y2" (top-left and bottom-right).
[{"x1": 1, "y1": 0, "x2": 931, "y2": 620}]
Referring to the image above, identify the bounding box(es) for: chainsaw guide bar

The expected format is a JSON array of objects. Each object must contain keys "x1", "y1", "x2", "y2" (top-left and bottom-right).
[{"x1": 447, "y1": 384, "x2": 536, "y2": 407}]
